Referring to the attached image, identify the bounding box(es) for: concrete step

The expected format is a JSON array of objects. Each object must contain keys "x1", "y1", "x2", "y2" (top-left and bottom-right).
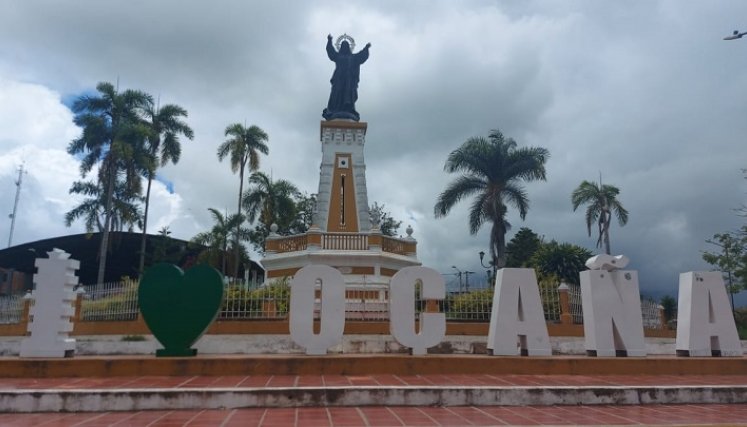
[
  {"x1": 1, "y1": 354, "x2": 745, "y2": 413},
  {"x1": 1, "y1": 354, "x2": 747, "y2": 377},
  {"x1": 2, "y1": 383, "x2": 747, "y2": 412}
]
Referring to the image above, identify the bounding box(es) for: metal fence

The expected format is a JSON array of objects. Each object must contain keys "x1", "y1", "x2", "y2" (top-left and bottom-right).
[
  {"x1": 0, "y1": 295, "x2": 24, "y2": 324},
  {"x1": 343, "y1": 283, "x2": 390, "y2": 321},
  {"x1": 221, "y1": 280, "x2": 392, "y2": 321},
  {"x1": 80, "y1": 280, "x2": 140, "y2": 321},
  {"x1": 73, "y1": 278, "x2": 664, "y2": 328},
  {"x1": 443, "y1": 284, "x2": 572, "y2": 323},
  {"x1": 221, "y1": 281, "x2": 289, "y2": 319},
  {"x1": 444, "y1": 289, "x2": 493, "y2": 321},
  {"x1": 539, "y1": 283, "x2": 561, "y2": 322},
  {"x1": 641, "y1": 298, "x2": 662, "y2": 329},
  {"x1": 560, "y1": 285, "x2": 663, "y2": 329},
  {"x1": 567, "y1": 283, "x2": 584, "y2": 324},
  {"x1": 432, "y1": 283, "x2": 659, "y2": 328}
]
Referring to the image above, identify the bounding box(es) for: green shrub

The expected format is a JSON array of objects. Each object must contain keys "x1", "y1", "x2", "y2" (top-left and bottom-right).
[
  {"x1": 531, "y1": 242, "x2": 592, "y2": 285},
  {"x1": 446, "y1": 289, "x2": 493, "y2": 321},
  {"x1": 221, "y1": 277, "x2": 290, "y2": 317}
]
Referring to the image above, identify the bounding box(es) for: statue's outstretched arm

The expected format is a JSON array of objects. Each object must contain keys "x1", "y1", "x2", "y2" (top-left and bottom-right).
[
  {"x1": 326, "y1": 36, "x2": 337, "y2": 61},
  {"x1": 355, "y1": 43, "x2": 371, "y2": 64}
]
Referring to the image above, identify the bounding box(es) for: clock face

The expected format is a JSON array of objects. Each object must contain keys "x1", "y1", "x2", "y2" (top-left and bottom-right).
[{"x1": 338, "y1": 157, "x2": 349, "y2": 168}]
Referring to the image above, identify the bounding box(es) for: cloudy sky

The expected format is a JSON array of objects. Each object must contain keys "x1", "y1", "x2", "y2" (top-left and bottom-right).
[{"x1": 1, "y1": 1, "x2": 746, "y2": 302}]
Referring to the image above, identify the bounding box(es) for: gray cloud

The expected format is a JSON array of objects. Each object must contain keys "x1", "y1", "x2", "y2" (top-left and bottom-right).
[{"x1": 1, "y1": 1, "x2": 746, "y2": 303}]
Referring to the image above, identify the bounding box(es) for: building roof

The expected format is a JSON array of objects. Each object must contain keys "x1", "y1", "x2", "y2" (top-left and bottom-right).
[{"x1": 0, "y1": 232, "x2": 263, "y2": 286}]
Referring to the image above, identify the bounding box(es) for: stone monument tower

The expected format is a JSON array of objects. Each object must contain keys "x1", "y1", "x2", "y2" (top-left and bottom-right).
[
  {"x1": 315, "y1": 120, "x2": 370, "y2": 234},
  {"x1": 261, "y1": 34, "x2": 419, "y2": 309}
]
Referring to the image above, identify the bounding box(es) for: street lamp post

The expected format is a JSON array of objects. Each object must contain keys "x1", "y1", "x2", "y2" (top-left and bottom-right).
[
  {"x1": 479, "y1": 251, "x2": 497, "y2": 287},
  {"x1": 722, "y1": 30, "x2": 743, "y2": 315},
  {"x1": 464, "y1": 270, "x2": 474, "y2": 292},
  {"x1": 451, "y1": 266, "x2": 463, "y2": 293}
]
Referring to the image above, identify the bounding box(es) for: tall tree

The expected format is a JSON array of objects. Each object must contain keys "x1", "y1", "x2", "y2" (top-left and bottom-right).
[
  {"x1": 434, "y1": 129, "x2": 549, "y2": 268},
  {"x1": 291, "y1": 192, "x2": 317, "y2": 235},
  {"x1": 369, "y1": 202, "x2": 402, "y2": 237},
  {"x1": 530, "y1": 241, "x2": 592, "y2": 285},
  {"x1": 702, "y1": 231, "x2": 747, "y2": 311},
  {"x1": 243, "y1": 171, "x2": 299, "y2": 252},
  {"x1": 217, "y1": 124, "x2": 269, "y2": 278},
  {"x1": 65, "y1": 180, "x2": 143, "y2": 233},
  {"x1": 151, "y1": 226, "x2": 174, "y2": 265},
  {"x1": 571, "y1": 180, "x2": 629, "y2": 255},
  {"x1": 191, "y1": 208, "x2": 249, "y2": 275},
  {"x1": 67, "y1": 82, "x2": 152, "y2": 284},
  {"x1": 138, "y1": 101, "x2": 194, "y2": 275},
  {"x1": 243, "y1": 171, "x2": 299, "y2": 228},
  {"x1": 505, "y1": 227, "x2": 542, "y2": 268}
]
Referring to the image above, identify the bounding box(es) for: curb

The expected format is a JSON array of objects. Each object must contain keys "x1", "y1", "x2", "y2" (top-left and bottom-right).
[
  {"x1": 1, "y1": 355, "x2": 746, "y2": 378},
  {"x1": 1, "y1": 385, "x2": 746, "y2": 412}
]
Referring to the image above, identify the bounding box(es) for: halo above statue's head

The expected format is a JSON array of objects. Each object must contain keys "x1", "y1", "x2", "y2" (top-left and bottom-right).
[{"x1": 335, "y1": 34, "x2": 356, "y2": 52}]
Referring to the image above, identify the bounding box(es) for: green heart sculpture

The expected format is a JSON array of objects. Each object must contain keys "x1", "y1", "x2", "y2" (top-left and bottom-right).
[{"x1": 138, "y1": 263, "x2": 224, "y2": 357}]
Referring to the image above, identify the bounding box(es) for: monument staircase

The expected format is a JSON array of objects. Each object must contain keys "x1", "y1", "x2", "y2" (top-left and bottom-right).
[{"x1": 0, "y1": 354, "x2": 746, "y2": 413}]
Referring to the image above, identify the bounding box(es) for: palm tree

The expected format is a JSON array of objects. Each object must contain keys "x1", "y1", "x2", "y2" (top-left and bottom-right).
[
  {"x1": 242, "y1": 171, "x2": 299, "y2": 230},
  {"x1": 65, "y1": 180, "x2": 143, "y2": 233},
  {"x1": 217, "y1": 124, "x2": 269, "y2": 279},
  {"x1": 67, "y1": 82, "x2": 152, "y2": 284},
  {"x1": 191, "y1": 208, "x2": 249, "y2": 275},
  {"x1": 434, "y1": 129, "x2": 549, "y2": 269},
  {"x1": 571, "y1": 180, "x2": 629, "y2": 254},
  {"x1": 138, "y1": 101, "x2": 194, "y2": 275},
  {"x1": 242, "y1": 172, "x2": 300, "y2": 253}
]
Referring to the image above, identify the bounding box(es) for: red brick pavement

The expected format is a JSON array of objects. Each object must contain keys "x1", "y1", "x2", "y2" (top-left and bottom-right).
[{"x1": 0, "y1": 404, "x2": 745, "y2": 426}]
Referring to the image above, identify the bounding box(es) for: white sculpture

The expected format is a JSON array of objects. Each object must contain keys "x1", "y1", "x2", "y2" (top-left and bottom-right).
[
  {"x1": 579, "y1": 254, "x2": 646, "y2": 357},
  {"x1": 289, "y1": 265, "x2": 346, "y2": 355},
  {"x1": 368, "y1": 202, "x2": 383, "y2": 229},
  {"x1": 585, "y1": 254, "x2": 630, "y2": 271},
  {"x1": 389, "y1": 266, "x2": 446, "y2": 355},
  {"x1": 487, "y1": 268, "x2": 551, "y2": 356},
  {"x1": 676, "y1": 272, "x2": 743, "y2": 356},
  {"x1": 20, "y1": 248, "x2": 79, "y2": 358}
]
